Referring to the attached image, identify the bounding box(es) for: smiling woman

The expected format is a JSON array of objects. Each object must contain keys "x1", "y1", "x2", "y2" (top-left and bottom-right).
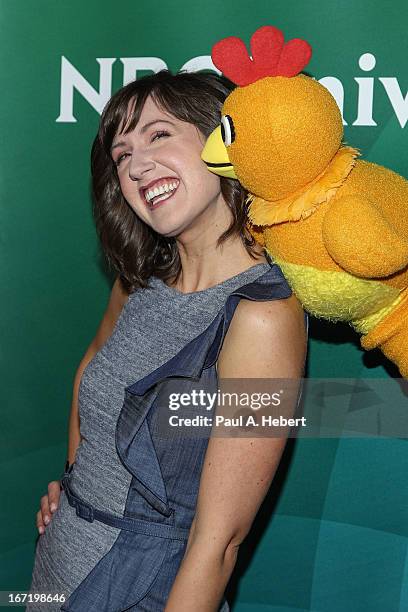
[
  {"x1": 110, "y1": 94, "x2": 224, "y2": 237},
  {"x1": 28, "y1": 69, "x2": 307, "y2": 612},
  {"x1": 91, "y1": 70, "x2": 263, "y2": 292}
]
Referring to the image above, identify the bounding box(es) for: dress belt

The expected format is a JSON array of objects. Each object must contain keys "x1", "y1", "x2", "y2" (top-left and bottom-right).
[{"x1": 60, "y1": 475, "x2": 190, "y2": 541}]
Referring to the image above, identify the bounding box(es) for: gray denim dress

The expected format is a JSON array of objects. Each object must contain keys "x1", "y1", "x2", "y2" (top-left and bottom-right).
[{"x1": 28, "y1": 261, "x2": 297, "y2": 611}]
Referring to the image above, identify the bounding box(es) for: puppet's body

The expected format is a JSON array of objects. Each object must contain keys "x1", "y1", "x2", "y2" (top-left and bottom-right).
[
  {"x1": 253, "y1": 157, "x2": 408, "y2": 374},
  {"x1": 201, "y1": 25, "x2": 408, "y2": 376}
]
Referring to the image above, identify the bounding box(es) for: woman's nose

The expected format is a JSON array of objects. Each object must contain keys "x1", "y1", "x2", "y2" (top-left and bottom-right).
[{"x1": 128, "y1": 152, "x2": 155, "y2": 181}]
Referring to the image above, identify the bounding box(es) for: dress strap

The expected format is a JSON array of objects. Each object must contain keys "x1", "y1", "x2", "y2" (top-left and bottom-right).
[{"x1": 126, "y1": 262, "x2": 293, "y2": 397}]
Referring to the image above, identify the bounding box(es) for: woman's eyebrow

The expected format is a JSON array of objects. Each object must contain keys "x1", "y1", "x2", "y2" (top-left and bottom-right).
[{"x1": 111, "y1": 119, "x2": 176, "y2": 152}]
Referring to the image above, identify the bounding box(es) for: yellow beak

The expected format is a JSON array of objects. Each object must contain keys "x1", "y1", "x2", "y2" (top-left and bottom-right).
[{"x1": 201, "y1": 125, "x2": 237, "y2": 179}]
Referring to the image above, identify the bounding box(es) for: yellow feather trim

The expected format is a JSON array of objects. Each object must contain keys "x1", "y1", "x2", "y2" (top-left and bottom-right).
[{"x1": 246, "y1": 146, "x2": 360, "y2": 226}]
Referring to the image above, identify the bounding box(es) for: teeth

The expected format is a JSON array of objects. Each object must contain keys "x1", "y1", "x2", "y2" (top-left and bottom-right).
[{"x1": 145, "y1": 181, "x2": 178, "y2": 202}]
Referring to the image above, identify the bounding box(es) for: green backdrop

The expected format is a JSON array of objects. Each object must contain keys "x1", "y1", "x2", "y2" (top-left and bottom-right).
[{"x1": 1, "y1": 1, "x2": 407, "y2": 610}]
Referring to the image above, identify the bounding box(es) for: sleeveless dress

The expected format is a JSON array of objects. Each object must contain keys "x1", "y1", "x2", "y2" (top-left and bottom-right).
[{"x1": 28, "y1": 261, "x2": 296, "y2": 611}]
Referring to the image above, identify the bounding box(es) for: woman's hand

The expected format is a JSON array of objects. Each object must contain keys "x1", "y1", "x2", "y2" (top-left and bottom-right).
[{"x1": 36, "y1": 481, "x2": 61, "y2": 535}]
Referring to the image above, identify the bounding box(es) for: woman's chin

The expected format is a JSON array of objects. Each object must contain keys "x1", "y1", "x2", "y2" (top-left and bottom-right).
[{"x1": 152, "y1": 215, "x2": 194, "y2": 239}]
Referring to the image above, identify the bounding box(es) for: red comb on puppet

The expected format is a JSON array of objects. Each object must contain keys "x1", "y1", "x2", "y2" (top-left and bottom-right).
[{"x1": 212, "y1": 25, "x2": 313, "y2": 86}]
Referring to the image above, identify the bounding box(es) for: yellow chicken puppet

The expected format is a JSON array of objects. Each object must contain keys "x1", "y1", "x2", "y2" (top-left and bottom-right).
[{"x1": 201, "y1": 25, "x2": 408, "y2": 377}]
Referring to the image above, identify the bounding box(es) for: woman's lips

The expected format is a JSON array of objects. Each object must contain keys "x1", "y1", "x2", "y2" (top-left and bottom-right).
[{"x1": 145, "y1": 183, "x2": 179, "y2": 210}]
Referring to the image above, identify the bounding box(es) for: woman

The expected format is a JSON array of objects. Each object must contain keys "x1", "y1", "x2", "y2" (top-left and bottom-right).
[{"x1": 29, "y1": 70, "x2": 307, "y2": 611}]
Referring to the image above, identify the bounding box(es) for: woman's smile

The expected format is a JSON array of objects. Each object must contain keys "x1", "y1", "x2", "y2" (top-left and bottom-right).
[
  {"x1": 146, "y1": 185, "x2": 178, "y2": 210},
  {"x1": 141, "y1": 177, "x2": 181, "y2": 210}
]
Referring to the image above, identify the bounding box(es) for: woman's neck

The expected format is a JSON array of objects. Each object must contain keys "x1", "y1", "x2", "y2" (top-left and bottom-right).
[{"x1": 167, "y1": 233, "x2": 267, "y2": 293}]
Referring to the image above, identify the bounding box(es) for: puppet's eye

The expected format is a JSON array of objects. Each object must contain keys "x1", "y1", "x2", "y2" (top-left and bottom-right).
[{"x1": 220, "y1": 115, "x2": 235, "y2": 146}]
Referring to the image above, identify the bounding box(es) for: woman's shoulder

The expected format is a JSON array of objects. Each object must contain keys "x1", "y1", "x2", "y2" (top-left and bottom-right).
[
  {"x1": 234, "y1": 292, "x2": 304, "y2": 328},
  {"x1": 217, "y1": 293, "x2": 307, "y2": 378}
]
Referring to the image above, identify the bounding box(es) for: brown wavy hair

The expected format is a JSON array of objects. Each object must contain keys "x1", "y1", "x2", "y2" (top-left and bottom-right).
[{"x1": 91, "y1": 69, "x2": 259, "y2": 294}]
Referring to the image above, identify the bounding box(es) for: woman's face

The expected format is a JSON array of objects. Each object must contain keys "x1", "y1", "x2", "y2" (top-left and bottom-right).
[{"x1": 110, "y1": 95, "x2": 225, "y2": 238}]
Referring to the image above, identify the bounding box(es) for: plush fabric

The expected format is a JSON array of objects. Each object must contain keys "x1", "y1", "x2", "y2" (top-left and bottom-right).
[{"x1": 202, "y1": 25, "x2": 408, "y2": 376}]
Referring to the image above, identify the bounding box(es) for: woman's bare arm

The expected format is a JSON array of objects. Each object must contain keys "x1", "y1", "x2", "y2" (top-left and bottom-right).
[
  {"x1": 165, "y1": 295, "x2": 307, "y2": 611},
  {"x1": 37, "y1": 275, "x2": 129, "y2": 534}
]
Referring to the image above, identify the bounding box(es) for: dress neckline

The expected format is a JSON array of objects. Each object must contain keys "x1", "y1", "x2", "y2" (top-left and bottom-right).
[{"x1": 151, "y1": 262, "x2": 271, "y2": 297}]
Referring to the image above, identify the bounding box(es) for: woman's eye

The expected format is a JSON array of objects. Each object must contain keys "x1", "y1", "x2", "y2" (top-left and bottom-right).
[
  {"x1": 151, "y1": 130, "x2": 170, "y2": 142},
  {"x1": 115, "y1": 152, "x2": 130, "y2": 167},
  {"x1": 113, "y1": 131, "x2": 170, "y2": 166}
]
